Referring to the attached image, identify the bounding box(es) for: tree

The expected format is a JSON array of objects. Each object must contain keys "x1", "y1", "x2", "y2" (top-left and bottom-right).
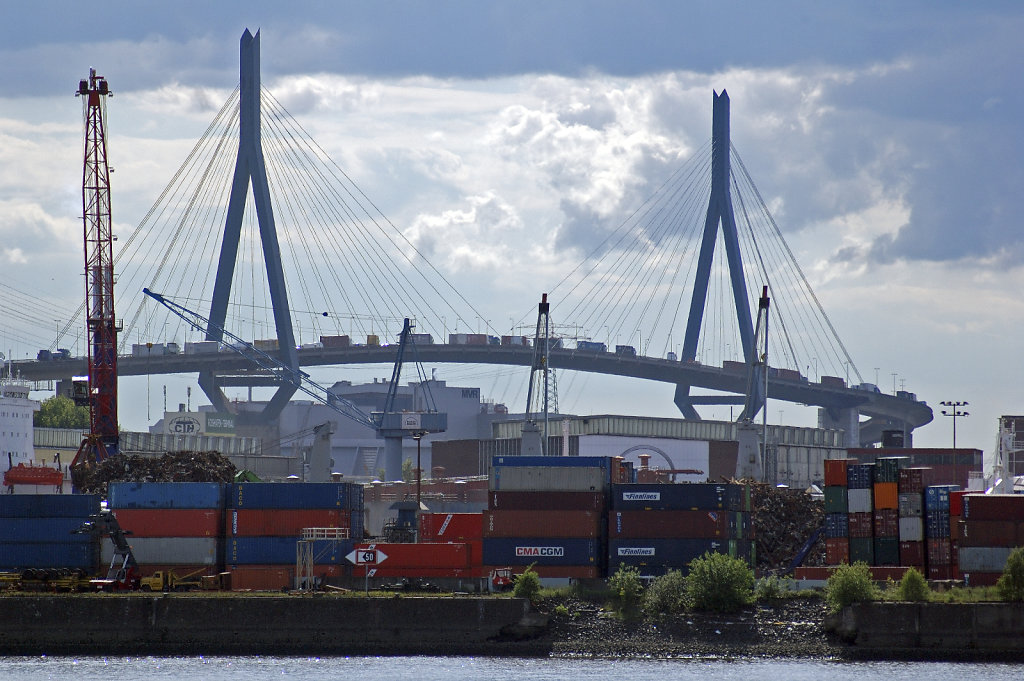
[{"x1": 34, "y1": 395, "x2": 90, "y2": 429}]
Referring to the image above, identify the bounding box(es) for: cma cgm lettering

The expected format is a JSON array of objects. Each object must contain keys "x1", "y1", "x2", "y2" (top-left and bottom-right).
[
  {"x1": 482, "y1": 537, "x2": 599, "y2": 566},
  {"x1": 515, "y1": 546, "x2": 565, "y2": 557}
]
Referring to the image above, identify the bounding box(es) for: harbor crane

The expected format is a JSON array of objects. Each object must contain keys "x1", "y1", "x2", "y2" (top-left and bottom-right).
[{"x1": 143, "y1": 289, "x2": 445, "y2": 480}]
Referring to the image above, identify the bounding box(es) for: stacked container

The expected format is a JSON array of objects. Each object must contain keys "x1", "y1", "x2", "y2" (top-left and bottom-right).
[
  {"x1": 606, "y1": 482, "x2": 752, "y2": 578},
  {"x1": 846, "y1": 463, "x2": 875, "y2": 564},
  {"x1": 823, "y1": 459, "x2": 852, "y2": 564},
  {"x1": 924, "y1": 484, "x2": 959, "y2": 579},
  {"x1": 417, "y1": 512, "x2": 485, "y2": 575},
  {"x1": 482, "y1": 457, "x2": 609, "y2": 578},
  {"x1": 897, "y1": 467, "x2": 931, "y2": 568},
  {"x1": 871, "y1": 457, "x2": 906, "y2": 566},
  {"x1": 959, "y1": 494, "x2": 1024, "y2": 587},
  {"x1": 226, "y1": 482, "x2": 362, "y2": 589},
  {"x1": 351, "y1": 541, "x2": 477, "y2": 579},
  {"x1": 0, "y1": 494, "x2": 100, "y2": 571},
  {"x1": 108, "y1": 482, "x2": 224, "y2": 573}
]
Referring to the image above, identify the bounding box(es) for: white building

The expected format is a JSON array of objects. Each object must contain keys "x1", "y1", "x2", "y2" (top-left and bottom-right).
[{"x1": 0, "y1": 377, "x2": 41, "y2": 473}]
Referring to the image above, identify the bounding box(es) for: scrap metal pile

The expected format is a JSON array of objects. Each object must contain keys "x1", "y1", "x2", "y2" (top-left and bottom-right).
[
  {"x1": 72, "y1": 451, "x2": 236, "y2": 497},
  {"x1": 751, "y1": 482, "x2": 825, "y2": 572}
]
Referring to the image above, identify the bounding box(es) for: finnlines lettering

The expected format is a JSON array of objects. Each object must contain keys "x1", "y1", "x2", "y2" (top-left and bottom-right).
[
  {"x1": 516, "y1": 546, "x2": 564, "y2": 557},
  {"x1": 618, "y1": 547, "x2": 655, "y2": 556},
  {"x1": 622, "y1": 492, "x2": 661, "y2": 501}
]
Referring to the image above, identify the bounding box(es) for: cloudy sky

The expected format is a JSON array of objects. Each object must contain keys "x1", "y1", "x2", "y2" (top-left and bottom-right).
[{"x1": 1, "y1": 1, "x2": 1022, "y2": 463}]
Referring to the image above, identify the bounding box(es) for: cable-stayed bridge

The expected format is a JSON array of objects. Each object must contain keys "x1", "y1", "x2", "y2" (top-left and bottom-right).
[{"x1": 13, "y1": 30, "x2": 931, "y2": 445}]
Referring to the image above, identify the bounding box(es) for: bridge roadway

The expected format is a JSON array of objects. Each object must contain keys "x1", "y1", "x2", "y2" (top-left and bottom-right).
[{"x1": 15, "y1": 344, "x2": 932, "y2": 445}]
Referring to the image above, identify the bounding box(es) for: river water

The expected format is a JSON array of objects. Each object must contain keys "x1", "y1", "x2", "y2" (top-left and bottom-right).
[{"x1": 1, "y1": 656, "x2": 1021, "y2": 680}]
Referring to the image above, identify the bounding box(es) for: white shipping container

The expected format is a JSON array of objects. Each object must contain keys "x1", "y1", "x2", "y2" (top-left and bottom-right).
[
  {"x1": 184, "y1": 341, "x2": 220, "y2": 354},
  {"x1": 102, "y1": 537, "x2": 221, "y2": 566},
  {"x1": 449, "y1": 333, "x2": 469, "y2": 345},
  {"x1": 490, "y1": 466, "x2": 607, "y2": 492},
  {"x1": 132, "y1": 343, "x2": 165, "y2": 357},
  {"x1": 899, "y1": 517, "x2": 924, "y2": 542},
  {"x1": 847, "y1": 488, "x2": 873, "y2": 513},
  {"x1": 959, "y1": 546, "x2": 1015, "y2": 573}
]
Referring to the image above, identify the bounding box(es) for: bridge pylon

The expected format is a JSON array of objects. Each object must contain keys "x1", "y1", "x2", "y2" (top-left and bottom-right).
[
  {"x1": 675, "y1": 90, "x2": 757, "y2": 420},
  {"x1": 200, "y1": 29, "x2": 298, "y2": 423}
]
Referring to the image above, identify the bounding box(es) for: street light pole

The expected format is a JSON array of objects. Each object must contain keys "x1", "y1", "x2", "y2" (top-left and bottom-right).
[
  {"x1": 412, "y1": 432, "x2": 425, "y2": 505},
  {"x1": 940, "y1": 400, "x2": 969, "y2": 448}
]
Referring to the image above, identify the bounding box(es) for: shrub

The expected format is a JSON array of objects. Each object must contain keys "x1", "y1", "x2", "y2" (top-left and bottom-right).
[
  {"x1": 897, "y1": 567, "x2": 930, "y2": 602},
  {"x1": 685, "y1": 551, "x2": 754, "y2": 613},
  {"x1": 825, "y1": 561, "x2": 877, "y2": 612},
  {"x1": 642, "y1": 569, "x2": 687, "y2": 617},
  {"x1": 754, "y1": 574, "x2": 794, "y2": 602},
  {"x1": 997, "y1": 546, "x2": 1024, "y2": 602},
  {"x1": 512, "y1": 565, "x2": 541, "y2": 603},
  {"x1": 608, "y1": 564, "x2": 644, "y2": 619}
]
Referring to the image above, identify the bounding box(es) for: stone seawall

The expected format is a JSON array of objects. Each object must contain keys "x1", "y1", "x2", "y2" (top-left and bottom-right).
[{"x1": 0, "y1": 595, "x2": 544, "y2": 656}]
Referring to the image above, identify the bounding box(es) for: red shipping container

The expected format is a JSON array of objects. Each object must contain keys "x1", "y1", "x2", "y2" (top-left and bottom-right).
[
  {"x1": 848, "y1": 512, "x2": 873, "y2": 538},
  {"x1": 464, "y1": 540, "x2": 483, "y2": 568},
  {"x1": 229, "y1": 565, "x2": 293, "y2": 591},
  {"x1": 962, "y1": 571, "x2": 1001, "y2": 588},
  {"x1": 927, "y1": 565, "x2": 955, "y2": 580},
  {"x1": 419, "y1": 513, "x2": 484, "y2": 541},
  {"x1": 354, "y1": 542, "x2": 469, "y2": 569},
  {"x1": 873, "y1": 482, "x2": 898, "y2": 510},
  {"x1": 114, "y1": 509, "x2": 223, "y2": 537},
  {"x1": 949, "y1": 491, "x2": 969, "y2": 517},
  {"x1": 608, "y1": 510, "x2": 741, "y2": 539},
  {"x1": 824, "y1": 459, "x2": 853, "y2": 487},
  {"x1": 959, "y1": 520, "x2": 1019, "y2": 547},
  {"x1": 367, "y1": 566, "x2": 488, "y2": 579},
  {"x1": 228, "y1": 509, "x2": 350, "y2": 537},
  {"x1": 509, "y1": 565, "x2": 601, "y2": 579},
  {"x1": 926, "y1": 537, "x2": 951, "y2": 565},
  {"x1": 899, "y1": 540, "x2": 925, "y2": 566},
  {"x1": 898, "y1": 468, "x2": 934, "y2": 494},
  {"x1": 483, "y1": 510, "x2": 601, "y2": 538},
  {"x1": 825, "y1": 537, "x2": 849, "y2": 565},
  {"x1": 873, "y1": 509, "x2": 899, "y2": 537},
  {"x1": 488, "y1": 491, "x2": 606, "y2": 512},
  {"x1": 963, "y1": 494, "x2": 1024, "y2": 522}
]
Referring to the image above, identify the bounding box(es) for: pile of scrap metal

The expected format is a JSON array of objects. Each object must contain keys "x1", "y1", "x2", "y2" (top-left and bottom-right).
[{"x1": 72, "y1": 451, "x2": 237, "y2": 496}]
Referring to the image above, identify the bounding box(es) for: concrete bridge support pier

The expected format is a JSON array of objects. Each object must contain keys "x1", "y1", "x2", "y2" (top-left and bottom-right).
[{"x1": 818, "y1": 407, "x2": 860, "y2": 448}]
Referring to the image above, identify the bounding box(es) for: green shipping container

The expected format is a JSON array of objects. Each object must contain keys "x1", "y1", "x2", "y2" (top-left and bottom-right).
[
  {"x1": 873, "y1": 537, "x2": 899, "y2": 566},
  {"x1": 850, "y1": 537, "x2": 874, "y2": 565},
  {"x1": 824, "y1": 486, "x2": 849, "y2": 514},
  {"x1": 874, "y1": 457, "x2": 910, "y2": 483}
]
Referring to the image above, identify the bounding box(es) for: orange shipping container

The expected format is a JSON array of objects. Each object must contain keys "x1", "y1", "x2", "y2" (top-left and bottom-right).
[
  {"x1": 873, "y1": 482, "x2": 898, "y2": 510},
  {"x1": 229, "y1": 565, "x2": 293, "y2": 591},
  {"x1": 483, "y1": 510, "x2": 601, "y2": 538},
  {"x1": 113, "y1": 508, "x2": 223, "y2": 537}
]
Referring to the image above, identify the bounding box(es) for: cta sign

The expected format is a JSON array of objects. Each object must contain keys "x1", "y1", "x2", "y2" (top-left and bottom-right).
[{"x1": 167, "y1": 415, "x2": 201, "y2": 435}]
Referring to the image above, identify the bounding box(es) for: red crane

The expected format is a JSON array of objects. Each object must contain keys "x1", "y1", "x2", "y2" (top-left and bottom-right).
[{"x1": 72, "y1": 69, "x2": 119, "y2": 470}]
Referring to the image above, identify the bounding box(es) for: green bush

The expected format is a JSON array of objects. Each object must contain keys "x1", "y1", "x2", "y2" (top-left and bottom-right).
[
  {"x1": 997, "y1": 546, "x2": 1024, "y2": 602},
  {"x1": 825, "y1": 561, "x2": 877, "y2": 612},
  {"x1": 685, "y1": 551, "x2": 754, "y2": 613},
  {"x1": 754, "y1": 574, "x2": 794, "y2": 602},
  {"x1": 642, "y1": 569, "x2": 687, "y2": 616},
  {"x1": 608, "y1": 564, "x2": 644, "y2": 619},
  {"x1": 512, "y1": 565, "x2": 541, "y2": 603},
  {"x1": 897, "y1": 567, "x2": 930, "y2": 602}
]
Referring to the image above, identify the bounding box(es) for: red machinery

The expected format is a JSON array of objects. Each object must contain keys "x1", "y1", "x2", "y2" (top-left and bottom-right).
[{"x1": 72, "y1": 69, "x2": 120, "y2": 474}]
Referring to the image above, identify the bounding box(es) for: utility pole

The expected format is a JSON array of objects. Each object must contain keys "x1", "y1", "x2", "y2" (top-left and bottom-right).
[{"x1": 940, "y1": 400, "x2": 969, "y2": 448}]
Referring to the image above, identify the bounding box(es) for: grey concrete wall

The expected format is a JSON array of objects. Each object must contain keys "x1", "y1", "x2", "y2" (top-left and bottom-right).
[{"x1": 0, "y1": 595, "x2": 540, "y2": 656}]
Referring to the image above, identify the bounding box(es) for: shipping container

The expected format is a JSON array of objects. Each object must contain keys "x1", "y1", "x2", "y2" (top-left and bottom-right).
[
  {"x1": 607, "y1": 538, "x2": 752, "y2": 574},
  {"x1": 847, "y1": 488, "x2": 873, "y2": 514},
  {"x1": 614, "y1": 345, "x2": 637, "y2": 357},
  {"x1": 484, "y1": 510, "x2": 601, "y2": 538},
  {"x1": 849, "y1": 537, "x2": 874, "y2": 564},
  {"x1": 500, "y1": 335, "x2": 530, "y2": 346},
  {"x1": 253, "y1": 338, "x2": 278, "y2": 351},
  {"x1": 353, "y1": 542, "x2": 470, "y2": 569},
  {"x1": 184, "y1": 340, "x2": 219, "y2": 354},
  {"x1": 846, "y1": 464, "x2": 875, "y2": 490},
  {"x1": 518, "y1": 565, "x2": 601, "y2": 580},
  {"x1": 364, "y1": 566, "x2": 486, "y2": 579},
  {"x1": 608, "y1": 510, "x2": 749, "y2": 540},
  {"x1": 483, "y1": 537, "x2": 600, "y2": 567},
  {"x1": 228, "y1": 565, "x2": 293, "y2": 591},
  {"x1": 823, "y1": 459, "x2": 853, "y2": 487},
  {"x1": 366, "y1": 335, "x2": 380, "y2": 346},
  {"x1": 959, "y1": 520, "x2": 1020, "y2": 547},
  {"x1": 873, "y1": 482, "x2": 898, "y2": 510},
  {"x1": 949, "y1": 490, "x2": 969, "y2": 517},
  {"x1": 899, "y1": 540, "x2": 925, "y2": 567},
  {"x1": 924, "y1": 485, "x2": 959, "y2": 511},
  {"x1": 820, "y1": 375, "x2": 846, "y2": 388},
  {"x1": 925, "y1": 509, "x2": 951, "y2": 538},
  {"x1": 962, "y1": 494, "x2": 1024, "y2": 522},
  {"x1": 927, "y1": 538, "x2": 952, "y2": 565},
  {"x1": 107, "y1": 509, "x2": 221, "y2": 537},
  {"x1": 465, "y1": 334, "x2": 487, "y2": 345},
  {"x1": 898, "y1": 468, "x2": 934, "y2": 494},
  {"x1": 927, "y1": 565, "x2": 955, "y2": 581},
  {"x1": 229, "y1": 537, "x2": 355, "y2": 565},
  {"x1": 899, "y1": 517, "x2": 924, "y2": 542},
  {"x1": 0, "y1": 494, "x2": 100, "y2": 518},
  {"x1": 409, "y1": 333, "x2": 434, "y2": 345},
  {"x1": 825, "y1": 513, "x2": 849, "y2": 538},
  {"x1": 898, "y1": 492, "x2": 923, "y2": 517},
  {"x1": 848, "y1": 512, "x2": 873, "y2": 538},
  {"x1": 227, "y1": 509, "x2": 353, "y2": 537},
  {"x1": 103, "y1": 537, "x2": 221, "y2": 566},
  {"x1": 873, "y1": 537, "x2": 899, "y2": 566},
  {"x1": 0, "y1": 541, "x2": 98, "y2": 570},
  {"x1": 962, "y1": 571, "x2": 1002, "y2": 588},
  {"x1": 0, "y1": 517, "x2": 97, "y2": 543},
  {"x1": 108, "y1": 482, "x2": 225, "y2": 510},
  {"x1": 493, "y1": 456, "x2": 611, "y2": 469},
  {"x1": 488, "y1": 490, "x2": 607, "y2": 512},
  {"x1": 418, "y1": 512, "x2": 484, "y2": 542},
  {"x1": 959, "y1": 546, "x2": 1015, "y2": 573},
  {"x1": 491, "y1": 466, "x2": 609, "y2": 492},
  {"x1": 873, "y1": 457, "x2": 910, "y2": 483},
  {"x1": 873, "y1": 509, "x2": 899, "y2": 537},
  {"x1": 228, "y1": 482, "x2": 361, "y2": 510},
  {"x1": 319, "y1": 335, "x2": 351, "y2": 348},
  {"x1": 824, "y1": 486, "x2": 848, "y2": 514},
  {"x1": 610, "y1": 483, "x2": 749, "y2": 512},
  {"x1": 576, "y1": 341, "x2": 607, "y2": 353},
  {"x1": 825, "y1": 537, "x2": 849, "y2": 565}
]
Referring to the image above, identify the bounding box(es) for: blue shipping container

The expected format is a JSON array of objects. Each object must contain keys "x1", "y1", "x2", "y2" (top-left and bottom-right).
[
  {"x1": 228, "y1": 536, "x2": 356, "y2": 565},
  {"x1": 492, "y1": 456, "x2": 610, "y2": 469},
  {"x1": 846, "y1": 464, "x2": 875, "y2": 490},
  {"x1": 481, "y1": 537, "x2": 599, "y2": 566},
  {"x1": 109, "y1": 482, "x2": 226, "y2": 509},
  {"x1": 228, "y1": 482, "x2": 360, "y2": 510},
  {"x1": 0, "y1": 541, "x2": 98, "y2": 570},
  {"x1": 610, "y1": 484, "x2": 748, "y2": 512},
  {"x1": 1, "y1": 517, "x2": 96, "y2": 543},
  {"x1": 925, "y1": 509, "x2": 951, "y2": 538},
  {"x1": 825, "y1": 512, "x2": 849, "y2": 538},
  {"x1": 0, "y1": 494, "x2": 100, "y2": 518},
  {"x1": 924, "y1": 485, "x2": 959, "y2": 512},
  {"x1": 608, "y1": 538, "x2": 753, "y2": 575}
]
